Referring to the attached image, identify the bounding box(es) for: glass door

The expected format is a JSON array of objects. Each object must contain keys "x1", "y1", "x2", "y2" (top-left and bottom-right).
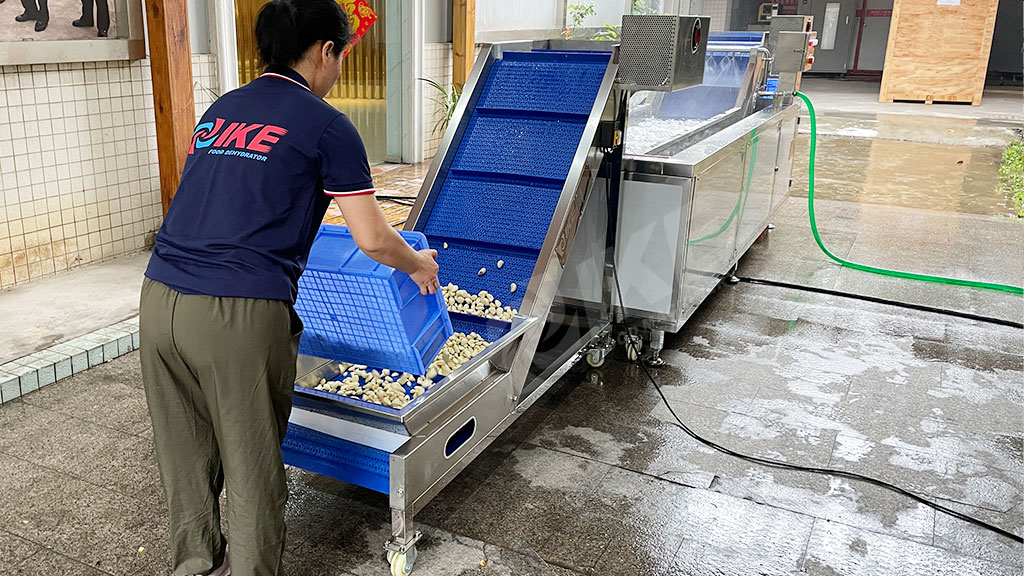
[{"x1": 234, "y1": 0, "x2": 389, "y2": 164}]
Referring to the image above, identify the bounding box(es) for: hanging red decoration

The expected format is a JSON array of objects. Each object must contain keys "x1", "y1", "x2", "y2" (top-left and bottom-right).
[{"x1": 339, "y1": 0, "x2": 378, "y2": 57}]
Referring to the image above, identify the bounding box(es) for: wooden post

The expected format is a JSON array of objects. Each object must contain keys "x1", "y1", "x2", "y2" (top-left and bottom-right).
[
  {"x1": 147, "y1": 0, "x2": 196, "y2": 215},
  {"x1": 453, "y1": 0, "x2": 475, "y2": 89}
]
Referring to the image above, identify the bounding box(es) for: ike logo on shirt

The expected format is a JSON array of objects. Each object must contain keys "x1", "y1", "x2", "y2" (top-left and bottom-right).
[{"x1": 190, "y1": 119, "x2": 288, "y2": 162}]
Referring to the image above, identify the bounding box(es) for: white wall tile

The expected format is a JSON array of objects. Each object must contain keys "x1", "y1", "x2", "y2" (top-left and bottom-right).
[
  {"x1": 421, "y1": 43, "x2": 455, "y2": 159},
  {"x1": 0, "y1": 54, "x2": 219, "y2": 286}
]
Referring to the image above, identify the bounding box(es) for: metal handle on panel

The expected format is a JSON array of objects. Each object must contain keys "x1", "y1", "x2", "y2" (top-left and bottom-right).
[{"x1": 443, "y1": 417, "x2": 476, "y2": 459}]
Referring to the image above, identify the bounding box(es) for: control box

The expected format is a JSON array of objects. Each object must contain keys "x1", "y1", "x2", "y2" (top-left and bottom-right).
[{"x1": 768, "y1": 15, "x2": 816, "y2": 99}]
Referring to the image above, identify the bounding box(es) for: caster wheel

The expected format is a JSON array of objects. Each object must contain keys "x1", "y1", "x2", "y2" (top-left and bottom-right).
[
  {"x1": 388, "y1": 547, "x2": 417, "y2": 576},
  {"x1": 585, "y1": 349, "x2": 605, "y2": 368},
  {"x1": 626, "y1": 338, "x2": 642, "y2": 362}
]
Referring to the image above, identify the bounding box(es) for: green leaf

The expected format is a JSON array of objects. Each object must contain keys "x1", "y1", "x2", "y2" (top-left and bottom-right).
[{"x1": 998, "y1": 132, "x2": 1024, "y2": 217}]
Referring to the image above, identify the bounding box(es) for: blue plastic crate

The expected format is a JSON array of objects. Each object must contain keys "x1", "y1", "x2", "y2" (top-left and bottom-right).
[{"x1": 295, "y1": 225, "x2": 453, "y2": 375}]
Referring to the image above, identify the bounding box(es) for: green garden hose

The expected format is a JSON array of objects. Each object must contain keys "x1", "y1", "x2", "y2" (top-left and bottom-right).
[{"x1": 795, "y1": 91, "x2": 1023, "y2": 296}]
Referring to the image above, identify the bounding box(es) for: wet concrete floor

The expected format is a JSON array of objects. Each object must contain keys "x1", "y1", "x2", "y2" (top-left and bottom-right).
[
  {"x1": 0, "y1": 105, "x2": 1022, "y2": 575},
  {"x1": 792, "y1": 114, "x2": 1021, "y2": 216}
]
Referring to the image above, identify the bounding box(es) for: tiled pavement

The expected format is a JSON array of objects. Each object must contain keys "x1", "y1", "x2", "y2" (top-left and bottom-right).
[
  {"x1": 323, "y1": 162, "x2": 428, "y2": 229},
  {"x1": 0, "y1": 181, "x2": 1020, "y2": 574},
  {"x1": 0, "y1": 318, "x2": 139, "y2": 405}
]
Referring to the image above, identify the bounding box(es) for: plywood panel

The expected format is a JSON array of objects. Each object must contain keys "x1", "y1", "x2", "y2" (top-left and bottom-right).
[
  {"x1": 453, "y1": 0, "x2": 476, "y2": 88},
  {"x1": 879, "y1": 0, "x2": 998, "y2": 105}
]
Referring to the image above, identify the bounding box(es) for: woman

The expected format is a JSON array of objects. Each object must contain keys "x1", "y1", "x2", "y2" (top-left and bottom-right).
[{"x1": 140, "y1": 1, "x2": 440, "y2": 574}]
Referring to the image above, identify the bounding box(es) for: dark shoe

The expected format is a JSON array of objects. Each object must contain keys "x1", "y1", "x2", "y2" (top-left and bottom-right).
[
  {"x1": 97, "y1": 28, "x2": 108, "y2": 37},
  {"x1": 15, "y1": 12, "x2": 37, "y2": 22},
  {"x1": 72, "y1": 17, "x2": 94, "y2": 27},
  {"x1": 34, "y1": 18, "x2": 46, "y2": 31}
]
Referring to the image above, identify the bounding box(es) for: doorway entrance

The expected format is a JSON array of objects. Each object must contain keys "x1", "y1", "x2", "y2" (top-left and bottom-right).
[{"x1": 234, "y1": 0, "x2": 389, "y2": 164}]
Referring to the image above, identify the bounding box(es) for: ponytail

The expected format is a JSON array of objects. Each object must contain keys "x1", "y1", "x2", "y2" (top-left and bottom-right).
[{"x1": 255, "y1": 0, "x2": 352, "y2": 69}]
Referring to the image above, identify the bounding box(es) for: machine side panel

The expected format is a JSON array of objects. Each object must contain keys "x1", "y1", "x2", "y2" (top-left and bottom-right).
[
  {"x1": 734, "y1": 123, "x2": 781, "y2": 258},
  {"x1": 773, "y1": 116, "x2": 799, "y2": 213},
  {"x1": 615, "y1": 178, "x2": 687, "y2": 316},
  {"x1": 390, "y1": 373, "x2": 515, "y2": 517},
  {"x1": 683, "y1": 151, "x2": 745, "y2": 315},
  {"x1": 557, "y1": 177, "x2": 610, "y2": 306}
]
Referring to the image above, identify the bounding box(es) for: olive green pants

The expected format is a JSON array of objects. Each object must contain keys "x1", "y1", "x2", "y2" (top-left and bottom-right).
[{"x1": 140, "y1": 278, "x2": 301, "y2": 576}]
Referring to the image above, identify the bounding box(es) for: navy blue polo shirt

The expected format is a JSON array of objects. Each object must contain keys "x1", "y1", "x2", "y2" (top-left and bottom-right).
[{"x1": 145, "y1": 68, "x2": 374, "y2": 302}]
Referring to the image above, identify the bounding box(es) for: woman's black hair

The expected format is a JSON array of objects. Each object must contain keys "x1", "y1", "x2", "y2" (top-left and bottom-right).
[{"x1": 255, "y1": 0, "x2": 353, "y2": 69}]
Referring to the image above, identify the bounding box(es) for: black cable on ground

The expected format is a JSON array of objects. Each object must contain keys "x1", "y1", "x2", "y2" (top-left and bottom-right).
[
  {"x1": 738, "y1": 276, "x2": 1024, "y2": 330},
  {"x1": 374, "y1": 194, "x2": 417, "y2": 206},
  {"x1": 608, "y1": 264, "x2": 1023, "y2": 544}
]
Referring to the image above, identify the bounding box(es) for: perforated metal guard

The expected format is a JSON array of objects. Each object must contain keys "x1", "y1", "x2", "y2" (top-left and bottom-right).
[
  {"x1": 617, "y1": 15, "x2": 678, "y2": 90},
  {"x1": 281, "y1": 423, "x2": 391, "y2": 493}
]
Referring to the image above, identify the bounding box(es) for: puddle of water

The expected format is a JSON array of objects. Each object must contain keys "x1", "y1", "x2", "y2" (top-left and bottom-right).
[
  {"x1": 790, "y1": 112, "x2": 1020, "y2": 217},
  {"x1": 792, "y1": 135, "x2": 1015, "y2": 216},
  {"x1": 813, "y1": 113, "x2": 1018, "y2": 148}
]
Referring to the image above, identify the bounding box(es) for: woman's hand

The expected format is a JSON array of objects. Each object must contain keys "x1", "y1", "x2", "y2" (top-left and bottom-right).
[{"x1": 411, "y1": 249, "x2": 440, "y2": 295}]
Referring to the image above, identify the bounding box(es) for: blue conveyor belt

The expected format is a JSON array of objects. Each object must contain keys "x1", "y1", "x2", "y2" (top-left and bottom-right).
[
  {"x1": 708, "y1": 31, "x2": 766, "y2": 44},
  {"x1": 416, "y1": 50, "x2": 611, "y2": 310},
  {"x1": 284, "y1": 51, "x2": 613, "y2": 498}
]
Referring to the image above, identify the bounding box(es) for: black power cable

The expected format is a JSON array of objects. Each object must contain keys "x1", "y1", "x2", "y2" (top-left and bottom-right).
[
  {"x1": 608, "y1": 263, "x2": 1023, "y2": 544},
  {"x1": 739, "y1": 276, "x2": 1023, "y2": 330},
  {"x1": 374, "y1": 194, "x2": 418, "y2": 206}
]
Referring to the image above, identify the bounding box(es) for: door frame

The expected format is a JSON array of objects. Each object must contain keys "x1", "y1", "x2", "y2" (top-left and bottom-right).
[{"x1": 849, "y1": 0, "x2": 891, "y2": 74}]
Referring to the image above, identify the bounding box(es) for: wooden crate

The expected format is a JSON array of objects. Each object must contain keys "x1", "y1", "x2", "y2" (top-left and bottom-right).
[{"x1": 879, "y1": 0, "x2": 999, "y2": 105}]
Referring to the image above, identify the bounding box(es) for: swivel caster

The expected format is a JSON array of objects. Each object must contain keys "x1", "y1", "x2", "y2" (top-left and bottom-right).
[
  {"x1": 625, "y1": 336, "x2": 642, "y2": 362},
  {"x1": 387, "y1": 546, "x2": 417, "y2": 576},
  {"x1": 585, "y1": 348, "x2": 606, "y2": 368}
]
